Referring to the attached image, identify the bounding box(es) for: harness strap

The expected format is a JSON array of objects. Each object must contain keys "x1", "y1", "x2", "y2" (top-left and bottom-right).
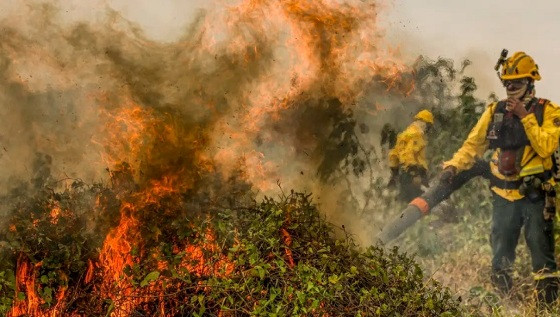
[
  {"x1": 489, "y1": 171, "x2": 552, "y2": 190},
  {"x1": 489, "y1": 174, "x2": 522, "y2": 190}
]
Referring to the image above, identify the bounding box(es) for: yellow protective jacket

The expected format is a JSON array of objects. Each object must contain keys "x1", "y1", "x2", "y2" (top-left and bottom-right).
[
  {"x1": 389, "y1": 121, "x2": 428, "y2": 171},
  {"x1": 443, "y1": 99, "x2": 560, "y2": 201}
]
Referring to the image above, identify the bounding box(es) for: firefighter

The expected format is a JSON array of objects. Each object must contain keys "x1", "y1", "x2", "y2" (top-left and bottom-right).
[
  {"x1": 441, "y1": 51, "x2": 560, "y2": 304},
  {"x1": 388, "y1": 109, "x2": 433, "y2": 201}
]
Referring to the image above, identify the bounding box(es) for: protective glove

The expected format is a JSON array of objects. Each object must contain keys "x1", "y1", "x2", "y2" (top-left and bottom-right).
[
  {"x1": 439, "y1": 166, "x2": 457, "y2": 184},
  {"x1": 422, "y1": 175, "x2": 430, "y2": 187},
  {"x1": 412, "y1": 175, "x2": 422, "y2": 186},
  {"x1": 419, "y1": 168, "x2": 429, "y2": 187}
]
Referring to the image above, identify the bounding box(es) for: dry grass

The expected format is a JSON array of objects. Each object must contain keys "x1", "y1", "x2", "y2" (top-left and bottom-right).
[{"x1": 381, "y1": 185, "x2": 560, "y2": 316}]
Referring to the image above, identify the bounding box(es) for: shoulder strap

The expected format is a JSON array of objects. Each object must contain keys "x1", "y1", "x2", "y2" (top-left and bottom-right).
[
  {"x1": 533, "y1": 98, "x2": 548, "y2": 126},
  {"x1": 487, "y1": 101, "x2": 506, "y2": 120},
  {"x1": 496, "y1": 100, "x2": 507, "y2": 113}
]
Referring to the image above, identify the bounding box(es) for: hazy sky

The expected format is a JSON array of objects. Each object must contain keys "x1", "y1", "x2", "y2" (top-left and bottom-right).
[
  {"x1": 383, "y1": 0, "x2": 560, "y2": 101},
  {"x1": 1, "y1": 0, "x2": 559, "y2": 101}
]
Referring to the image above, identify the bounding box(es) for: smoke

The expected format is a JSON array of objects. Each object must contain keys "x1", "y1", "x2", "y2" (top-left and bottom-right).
[{"x1": 0, "y1": 0, "x2": 423, "y2": 248}]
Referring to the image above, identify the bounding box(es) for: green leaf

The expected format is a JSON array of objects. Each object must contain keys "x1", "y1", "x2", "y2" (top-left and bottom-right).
[
  {"x1": 43, "y1": 287, "x2": 53, "y2": 304},
  {"x1": 105, "y1": 300, "x2": 115, "y2": 317},
  {"x1": 425, "y1": 298, "x2": 434, "y2": 310},
  {"x1": 252, "y1": 266, "x2": 265, "y2": 280},
  {"x1": 140, "y1": 271, "x2": 160, "y2": 287},
  {"x1": 328, "y1": 274, "x2": 339, "y2": 284},
  {"x1": 311, "y1": 299, "x2": 320, "y2": 309},
  {"x1": 307, "y1": 281, "x2": 314, "y2": 291}
]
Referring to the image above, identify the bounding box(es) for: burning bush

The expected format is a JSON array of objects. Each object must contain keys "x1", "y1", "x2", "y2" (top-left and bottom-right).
[
  {"x1": 0, "y1": 1, "x2": 474, "y2": 315},
  {"x1": 0, "y1": 160, "x2": 460, "y2": 316}
]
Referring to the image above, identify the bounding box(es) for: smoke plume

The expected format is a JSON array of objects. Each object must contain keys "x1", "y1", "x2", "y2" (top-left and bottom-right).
[{"x1": 0, "y1": 0, "x2": 415, "y2": 197}]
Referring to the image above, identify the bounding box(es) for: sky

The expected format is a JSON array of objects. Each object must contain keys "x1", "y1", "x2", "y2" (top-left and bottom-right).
[
  {"x1": 383, "y1": 0, "x2": 560, "y2": 101},
  {"x1": 1, "y1": 0, "x2": 559, "y2": 101}
]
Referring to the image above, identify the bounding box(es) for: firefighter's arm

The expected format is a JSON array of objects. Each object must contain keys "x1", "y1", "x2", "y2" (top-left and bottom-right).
[
  {"x1": 521, "y1": 102, "x2": 560, "y2": 158},
  {"x1": 388, "y1": 128, "x2": 408, "y2": 168},
  {"x1": 442, "y1": 105, "x2": 493, "y2": 171},
  {"x1": 410, "y1": 130, "x2": 428, "y2": 169},
  {"x1": 410, "y1": 130, "x2": 426, "y2": 152}
]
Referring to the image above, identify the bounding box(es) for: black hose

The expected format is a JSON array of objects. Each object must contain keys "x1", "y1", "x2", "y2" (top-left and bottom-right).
[{"x1": 376, "y1": 160, "x2": 490, "y2": 244}]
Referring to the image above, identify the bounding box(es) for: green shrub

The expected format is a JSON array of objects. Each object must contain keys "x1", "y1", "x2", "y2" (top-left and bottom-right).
[{"x1": 0, "y1": 178, "x2": 461, "y2": 316}]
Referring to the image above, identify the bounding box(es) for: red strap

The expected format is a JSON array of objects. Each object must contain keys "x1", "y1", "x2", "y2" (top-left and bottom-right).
[{"x1": 409, "y1": 197, "x2": 430, "y2": 215}]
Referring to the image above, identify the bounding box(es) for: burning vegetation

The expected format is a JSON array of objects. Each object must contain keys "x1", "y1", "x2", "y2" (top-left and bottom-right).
[
  {"x1": 1, "y1": 165, "x2": 461, "y2": 316},
  {"x1": 0, "y1": 0, "x2": 467, "y2": 316}
]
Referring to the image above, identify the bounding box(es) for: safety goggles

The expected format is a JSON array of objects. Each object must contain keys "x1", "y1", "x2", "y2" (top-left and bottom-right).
[{"x1": 502, "y1": 78, "x2": 529, "y2": 90}]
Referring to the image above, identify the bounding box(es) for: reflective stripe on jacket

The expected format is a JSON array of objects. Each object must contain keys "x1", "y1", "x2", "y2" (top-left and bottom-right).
[
  {"x1": 443, "y1": 100, "x2": 560, "y2": 201},
  {"x1": 389, "y1": 121, "x2": 428, "y2": 170}
]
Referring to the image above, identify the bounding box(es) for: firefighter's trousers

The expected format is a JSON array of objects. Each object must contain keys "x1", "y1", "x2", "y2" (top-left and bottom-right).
[
  {"x1": 490, "y1": 194, "x2": 558, "y2": 300},
  {"x1": 397, "y1": 168, "x2": 424, "y2": 202}
]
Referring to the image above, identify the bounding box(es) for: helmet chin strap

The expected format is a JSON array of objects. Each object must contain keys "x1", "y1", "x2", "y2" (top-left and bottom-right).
[{"x1": 519, "y1": 80, "x2": 535, "y2": 100}]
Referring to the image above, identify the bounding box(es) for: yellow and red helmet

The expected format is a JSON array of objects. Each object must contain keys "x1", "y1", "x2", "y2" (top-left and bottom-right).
[{"x1": 500, "y1": 51, "x2": 541, "y2": 81}]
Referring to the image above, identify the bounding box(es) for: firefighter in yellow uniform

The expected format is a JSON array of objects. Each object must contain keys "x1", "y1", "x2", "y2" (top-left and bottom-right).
[
  {"x1": 388, "y1": 110, "x2": 433, "y2": 201},
  {"x1": 441, "y1": 51, "x2": 560, "y2": 304}
]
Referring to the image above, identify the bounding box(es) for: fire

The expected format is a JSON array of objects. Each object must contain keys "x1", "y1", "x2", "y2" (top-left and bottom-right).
[
  {"x1": 95, "y1": 168, "x2": 235, "y2": 315},
  {"x1": 48, "y1": 203, "x2": 62, "y2": 225},
  {"x1": 95, "y1": 95, "x2": 156, "y2": 176},
  {"x1": 10, "y1": 255, "x2": 41, "y2": 317},
  {"x1": 180, "y1": 229, "x2": 235, "y2": 278},
  {"x1": 98, "y1": 205, "x2": 141, "y2": 316},
  {"x1": 85, "y1": 260, "x2": 95, "y2": 285},
  {"x1": 203, "y1": 0, "x2": 414, "y2": 194},
  {"x1": 9, "y1": 256, "x2": 68, "y2": 317},
  {"x1": 3, "y1": 0, "x2": 416, "y2": 315}
]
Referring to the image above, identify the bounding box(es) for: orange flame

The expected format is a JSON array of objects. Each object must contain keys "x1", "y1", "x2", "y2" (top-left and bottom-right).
[
  {"x1": 49, "y1": 203, "x2": 61, "y2": 225},
  {"x1": 9, "y1": 255, "x2": 69, "y2": 317},
  {"x1": 7, "y1": 0, "x2": 415, "y2": 315},
  {"x1": 9, "y1": 255, "x2": 40, "y2": 316}
]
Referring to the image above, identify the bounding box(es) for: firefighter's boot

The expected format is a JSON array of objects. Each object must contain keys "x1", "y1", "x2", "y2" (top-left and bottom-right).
[{"x1": 491, "y1": 269, "x2": 513, "y2": 295}]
